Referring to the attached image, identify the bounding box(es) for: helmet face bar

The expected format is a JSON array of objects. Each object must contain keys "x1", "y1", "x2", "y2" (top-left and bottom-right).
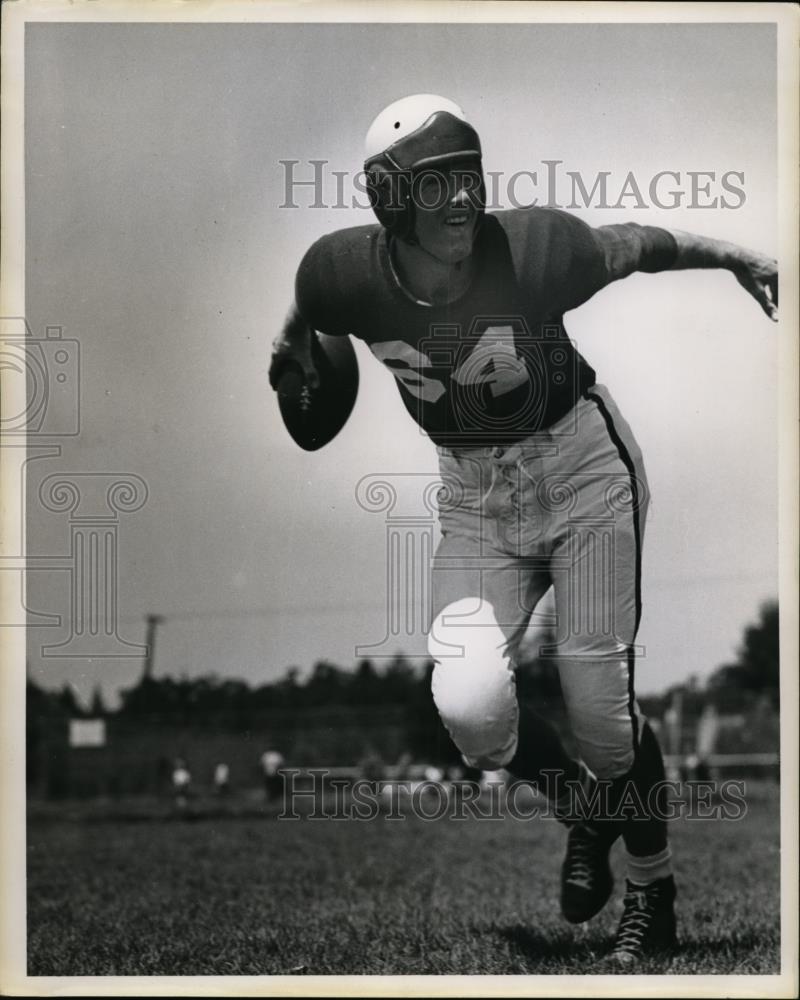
[{"x1": 364, "y1": 94, "x2": 485, "y2": 242}]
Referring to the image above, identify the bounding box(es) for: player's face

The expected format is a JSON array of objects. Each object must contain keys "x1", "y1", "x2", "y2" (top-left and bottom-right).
[{"x1": 412, "y1": 161, "x2": 482, "y2": 264}]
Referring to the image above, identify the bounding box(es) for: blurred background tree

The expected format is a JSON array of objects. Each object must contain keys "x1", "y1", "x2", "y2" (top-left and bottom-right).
[{"x1": 708, "y1": 600, "x2": 779, "y2": 708}]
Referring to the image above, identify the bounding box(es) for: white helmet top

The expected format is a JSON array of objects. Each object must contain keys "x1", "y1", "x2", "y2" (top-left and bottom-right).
[
  {"x1": 364, "y1": 94, "x2": 468, "y2": 162},
  {"x1": 362, "y1": 94, "x2": 484, "y2": 241}
]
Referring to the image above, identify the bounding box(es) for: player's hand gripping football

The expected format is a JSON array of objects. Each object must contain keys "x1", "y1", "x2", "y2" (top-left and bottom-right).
[
  {"x1": 269, "y1": 306, "x2": 359, "y2": 451},
  {"x1": 731, "y1": 249, "x2": 778, "y2": 322},
  {"x1": 268, "y1": 303, "x2": 321, "y2": 391}
]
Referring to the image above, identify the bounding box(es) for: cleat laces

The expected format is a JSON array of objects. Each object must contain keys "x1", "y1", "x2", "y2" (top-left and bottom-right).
[
  {"x1": 565, "y1": 828, "x2": 603, "y2": 890},
  {"x1": 560, "y1": 820, "x2": 616, "y2": 923},
  {"x1": 613, "y1": 889, "x2": 653, "y2": 955}
]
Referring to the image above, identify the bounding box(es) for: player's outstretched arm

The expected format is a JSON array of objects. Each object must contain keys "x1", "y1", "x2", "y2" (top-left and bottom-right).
[
  {"x1": 268, "y1": 302, "x2": 320, "y2": 391},
  {"x1": 667, "y1": 230, "x2": 778, "y2": 322}
]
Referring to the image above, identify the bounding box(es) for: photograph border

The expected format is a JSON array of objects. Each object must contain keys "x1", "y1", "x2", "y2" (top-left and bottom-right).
[{"x1": 1, "y1": 2, "x2": 798, "y2": 997}]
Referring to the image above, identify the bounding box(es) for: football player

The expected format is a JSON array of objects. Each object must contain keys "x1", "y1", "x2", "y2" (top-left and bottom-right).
[{"x1": 269, "y1": 94, "x2": 778, "y2": 964}]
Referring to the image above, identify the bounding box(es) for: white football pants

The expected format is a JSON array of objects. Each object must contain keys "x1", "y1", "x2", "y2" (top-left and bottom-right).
[{"x1": 428, "y1": 385, "x2": 647, "y2": 780}]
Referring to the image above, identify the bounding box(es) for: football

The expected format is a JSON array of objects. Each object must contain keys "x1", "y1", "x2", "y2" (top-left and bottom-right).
[{"x1": 276, "y1": 332, "x2": 359, "y2": 451}]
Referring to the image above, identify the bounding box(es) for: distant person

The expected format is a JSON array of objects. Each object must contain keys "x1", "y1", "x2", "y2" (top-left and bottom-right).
[
  {"x1": 171, "y1": 758, "x2": 191, "y2": 810},
  {"x1": 682, "y1": 753, "x2": 711, "y2": 783},
  {"x1": 260, "y1": 749, "x2": 285, "y2": 803},
  {"x1": 213, "y1": 762, "x2": 230, "y2": 796},
  {"x1": 422, "y1": 763, "x2": 448, "y2": 804},
  {"x1": 423, "y1": 763, "x2": 445, "y2": 784}
]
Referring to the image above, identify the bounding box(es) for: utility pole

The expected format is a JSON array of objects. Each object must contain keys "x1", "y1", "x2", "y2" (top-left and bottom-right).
[{"x1": 142, "y1": 614, "x2": 164, "y2": 681}]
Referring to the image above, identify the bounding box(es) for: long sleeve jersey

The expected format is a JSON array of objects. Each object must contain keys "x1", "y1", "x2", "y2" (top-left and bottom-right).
[{"x1": 295, "y1": 207, "x2": 677, "y2": 447}]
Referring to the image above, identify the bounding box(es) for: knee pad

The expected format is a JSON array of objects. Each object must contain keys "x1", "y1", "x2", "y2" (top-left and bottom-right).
[{"x1": 427, "y1": 598, "x2": 518, "y2": 770}]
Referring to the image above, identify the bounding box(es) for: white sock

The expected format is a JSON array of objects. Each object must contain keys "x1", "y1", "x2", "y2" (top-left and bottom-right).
[{"x1": 627, "y1": 846, "x2": 673, "y2": 886}]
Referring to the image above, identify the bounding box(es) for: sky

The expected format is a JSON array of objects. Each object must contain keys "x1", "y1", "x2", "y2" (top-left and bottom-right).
[{"x1": 20, "y1": 20, "x2": 780, "y2": 707}]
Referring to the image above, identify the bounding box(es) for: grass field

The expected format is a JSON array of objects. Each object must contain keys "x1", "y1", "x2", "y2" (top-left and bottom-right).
[{"x1": 27, "y1": 782, "x2": 781, "y2": 976}]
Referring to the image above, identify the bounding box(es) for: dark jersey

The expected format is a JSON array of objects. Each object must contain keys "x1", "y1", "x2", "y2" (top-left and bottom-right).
[{"x1": 295, "y1": 207, "x2": 677, "y2": 448}]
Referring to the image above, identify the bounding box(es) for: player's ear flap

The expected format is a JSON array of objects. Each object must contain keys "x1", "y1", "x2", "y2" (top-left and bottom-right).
[{"x1": 365, "y1": 163, "x2": 389, "y2": 211}]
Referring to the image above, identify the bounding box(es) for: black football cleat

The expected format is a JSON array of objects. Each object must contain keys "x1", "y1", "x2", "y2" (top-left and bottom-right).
[
  {"x1": 560, "y1": 822, "x2": 618, "y2": 923},
  {"x1": 607, "y1": 876, "x2": 677, "y2": 965}
]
